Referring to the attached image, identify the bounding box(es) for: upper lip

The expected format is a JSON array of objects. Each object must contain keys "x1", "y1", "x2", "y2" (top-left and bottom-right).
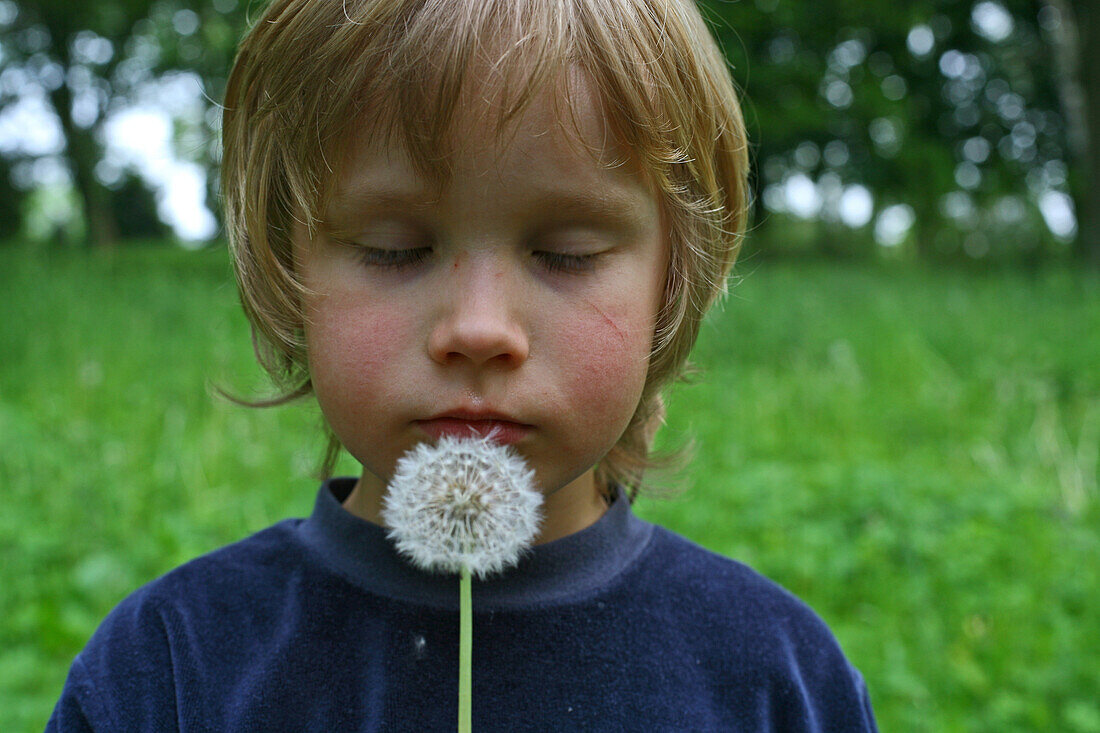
[{"x1": 421, "y1": 409, "x2": 530, "y2": 425}]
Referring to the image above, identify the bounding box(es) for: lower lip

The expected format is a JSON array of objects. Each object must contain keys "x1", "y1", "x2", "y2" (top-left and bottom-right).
[{"x1": 416, "y1": 419, "x2": 532, "y2": 445}]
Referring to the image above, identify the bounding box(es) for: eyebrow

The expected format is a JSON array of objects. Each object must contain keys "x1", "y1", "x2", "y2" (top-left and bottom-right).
[
  {"x1": 324, "y1": 186, "x2": 647, "y2": 232},
  {"x1": 532, "y1": 189, "x2": 646, "y2": 229}
]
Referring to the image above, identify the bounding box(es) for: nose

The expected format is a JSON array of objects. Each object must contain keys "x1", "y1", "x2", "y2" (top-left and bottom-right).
[{"x1": 427, "y1": 256, "x2": 529, "y2": 369}]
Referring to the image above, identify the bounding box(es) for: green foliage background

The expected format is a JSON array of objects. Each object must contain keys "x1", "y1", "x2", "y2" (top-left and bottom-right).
[{"x1": 1, "y1": 245, "x2": 1097, "y2": 730}]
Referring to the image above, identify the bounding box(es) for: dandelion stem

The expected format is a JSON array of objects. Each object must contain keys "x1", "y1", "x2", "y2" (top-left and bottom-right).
[{"x1": 459, "y1": 564, "x2": 472, "y2": 733}]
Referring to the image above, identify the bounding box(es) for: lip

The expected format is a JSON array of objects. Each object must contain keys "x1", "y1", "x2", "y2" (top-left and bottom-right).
[{"x1": 416, "y1": 411, "x2": 533, "y2": 445}]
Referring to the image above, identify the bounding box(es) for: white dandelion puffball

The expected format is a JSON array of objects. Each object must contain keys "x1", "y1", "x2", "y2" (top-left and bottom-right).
[{"x1": 381, "y1": 434, "x2": 544, "y2": 579}]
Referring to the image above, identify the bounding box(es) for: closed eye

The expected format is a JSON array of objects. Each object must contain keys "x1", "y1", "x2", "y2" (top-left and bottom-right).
[
  {"x1": 534, "y1": 251, "x2": 600, "y2": 274},
  {"x1": 356, "y1": 246, "x2": 432, "y2": 270}
]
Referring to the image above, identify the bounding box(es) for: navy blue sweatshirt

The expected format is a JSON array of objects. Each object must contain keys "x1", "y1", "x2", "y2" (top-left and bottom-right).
[{"x1": 48, "y1": 480, "x2": 877, "y2": 731}]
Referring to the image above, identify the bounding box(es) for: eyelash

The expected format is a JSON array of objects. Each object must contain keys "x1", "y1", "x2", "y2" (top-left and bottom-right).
[
  {"x1": 356, "y1": 246, "x2": 431, "y2": 270},
  {"x1": 534, "y1": 251, "x2": 599, "y2": 274},
  {"x1": 354, "y1": 246, "x2": 600, "y2": 274}
]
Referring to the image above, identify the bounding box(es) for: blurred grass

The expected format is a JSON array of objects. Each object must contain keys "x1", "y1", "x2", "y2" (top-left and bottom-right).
[{"x1": 1, "y1": 244, "x2": 1098, "y2": 731}]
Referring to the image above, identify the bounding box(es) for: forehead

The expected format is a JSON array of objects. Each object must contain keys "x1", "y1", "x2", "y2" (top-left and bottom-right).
[{"x1": 326, "y1": 65, "x2": 657, "y2": 222}]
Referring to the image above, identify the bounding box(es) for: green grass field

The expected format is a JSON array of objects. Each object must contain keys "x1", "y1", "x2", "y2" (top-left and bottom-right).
[{"x1": 2, "y1": 245, "x2": 1098, "y2": 731}]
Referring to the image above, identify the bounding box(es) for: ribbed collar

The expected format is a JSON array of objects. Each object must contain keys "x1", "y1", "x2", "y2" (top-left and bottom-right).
[{"x1": 297, "y1": 478, "x2": 654, "y2": 611}]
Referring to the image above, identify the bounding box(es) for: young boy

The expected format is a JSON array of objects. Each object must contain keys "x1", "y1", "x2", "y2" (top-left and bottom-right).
[{"x1": 49, "y1": 0, "x2": 877, "y2": 729}]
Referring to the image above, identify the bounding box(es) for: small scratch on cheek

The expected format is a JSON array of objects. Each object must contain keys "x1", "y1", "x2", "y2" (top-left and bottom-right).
[{"x1": 585, "y1": 299, "x2": 626, "y2": 342}]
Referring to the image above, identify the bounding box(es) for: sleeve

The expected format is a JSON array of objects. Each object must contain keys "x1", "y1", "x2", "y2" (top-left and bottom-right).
[
  {"x1": 44, "y1": 590, "x2": 180, "y2": 732},
  {"x1": 45, "y1": 656, "x2": 104, "y2": 732},
  {"x1": 756, "y1": 579, "x2": 880, "y2": 732},
  {"x1": 846, "y1": 666, "x2": 879, "y2": 732}
]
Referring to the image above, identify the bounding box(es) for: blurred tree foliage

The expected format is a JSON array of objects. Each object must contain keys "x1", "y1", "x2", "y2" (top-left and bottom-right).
[
  {"x1": 699, "y1": 0, "x2": 1097, "y2": 264},
  {"x1": 0, "y1": 0, "x2": 246, "y2": 246},
  {"x1": 0, "y1": 0, "x2": 1096, "y2": 263}
]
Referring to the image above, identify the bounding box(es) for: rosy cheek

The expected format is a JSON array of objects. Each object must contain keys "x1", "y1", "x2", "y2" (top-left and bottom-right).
[
  {"x1": 308, "y1": 302, "x2": 417, "y2": 412},
  {"x1": 560, "y1": 299, "x2": 654, "y2": 423}
]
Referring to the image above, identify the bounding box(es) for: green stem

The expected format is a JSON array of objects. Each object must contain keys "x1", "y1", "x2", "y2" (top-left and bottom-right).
[{"x1": 459, "y1": 565, "x2": 472, "y2": 733}]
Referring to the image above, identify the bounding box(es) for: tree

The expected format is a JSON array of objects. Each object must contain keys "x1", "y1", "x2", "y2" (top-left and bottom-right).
[
  {"x1": 698, "y1": 0, "x2": 1082, "y2": 262},
  {"x1": 0, "y1": 154, "x2": 23, "y2": 240},
  {"x1": 5, "y1": 1, "x2": 151, "y2": 245},
  {"x1": 2, "y1": 0, "x2": 246, "y2": 246},
  {"x1": 1060, "y1": 0, "x2": 1100, "y2": 264}
]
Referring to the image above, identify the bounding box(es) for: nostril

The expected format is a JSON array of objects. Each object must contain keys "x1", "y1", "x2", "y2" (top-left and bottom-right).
[
  {"x1": 428, "y1": 315, "x2": 529, "y2": 368},
  {"x1": 432, "y1": 331, "x2": 528, "y2": 368}
]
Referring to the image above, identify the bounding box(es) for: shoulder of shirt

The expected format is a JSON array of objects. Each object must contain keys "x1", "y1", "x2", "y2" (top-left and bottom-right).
[
  {"x1": 630, "y1": 523, "x2": 876, "y2": 727},
  {"x1": 55, "y1": 520, "x2": 311, "y2": 728},
  {"x1": 88, "y1": 519, "x2": 306, "y2": 637},
  {"x1": 640, "y1": 524, "x2": 805, "y2": 602},
  {"x1": 636, "y1": 525, "x2": 877, "y2": 729},
  {"x1": 633, "y1": 522, "x2": 850, "y2": 654}
]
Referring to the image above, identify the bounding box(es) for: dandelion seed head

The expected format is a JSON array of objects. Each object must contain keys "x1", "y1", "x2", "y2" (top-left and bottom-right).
[{"x1": 381, "y1": 434, "x2": 544, "y2": 578}]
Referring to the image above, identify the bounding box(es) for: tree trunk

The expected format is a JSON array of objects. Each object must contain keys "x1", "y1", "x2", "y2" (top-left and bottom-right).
[
  {"x1": 1078, "y1": 0, "x2": 1100, "y2": 265},
  {"x1": 1063, "y1": 0, "x2": 1100, "y2": 265},
  {"x1": 47, "y1": 50, "x2": 119, "y2": 248}
]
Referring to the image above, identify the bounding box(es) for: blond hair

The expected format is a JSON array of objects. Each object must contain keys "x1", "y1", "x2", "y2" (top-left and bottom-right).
[{"x1": 221, "y1": 0, "x2": 749, "y2": 499}]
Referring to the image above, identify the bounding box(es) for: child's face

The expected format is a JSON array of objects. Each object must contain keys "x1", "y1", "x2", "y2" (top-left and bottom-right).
[{"x1": 294, "y1": 70, "x2": 667, "y2": 536}]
